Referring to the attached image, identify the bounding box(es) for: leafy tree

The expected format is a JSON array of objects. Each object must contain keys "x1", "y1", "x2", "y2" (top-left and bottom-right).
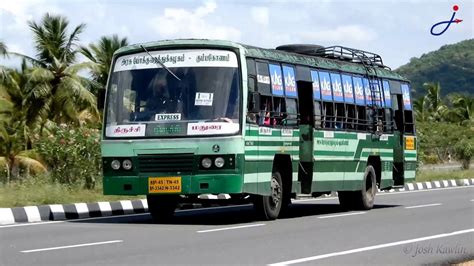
[
  {"x1": 0, "y1": 40, "x2": 7, "y2": 81},
  {"x1": 423, "y1": 82, "x2": 448, "y2": 121},
  {"x1": 16, "y1": 13, "x2": 98, "y2": 126},
  {"x1": 454, "y1": 138, "x2": 474, "y2": 169},
  {"x1": 413, "y1": 97, "x2": 428, "y2": 122},
  {"x1": 0, "y1": 64, "x2": 47, "y2": 182},
  {"x1": 451, "y1": 95, "x2": 474, "y2": 125},
  {"x1": 396, "y1": 39, "x2": 474, "y2": 96},
  {"x1": 79, "y1": 34, "x2": 128, "y2": 94}
]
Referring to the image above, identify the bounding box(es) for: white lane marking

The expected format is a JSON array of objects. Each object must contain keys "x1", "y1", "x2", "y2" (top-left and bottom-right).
[
  {"x1": 318, "y1": 212, "x2": 366, "y2": 219},
  {"x1": 405, "y1": 203, "x2": 442, "y2": 209},
  {"x1": 1, "y1": 186, "x2": 472, "y2": 228},
  {"x1": 197, "y1": 223, "x2": 265, "y2": 233},
  {"x1": 21, "y1": 240, "x2": 123, "y2": 253},
  {"x1": 268, "y1": 228, "x2": 474, "y2": 266},
  {"x1": 470, "y1": 199, "x2": 474, "y2": 202}
]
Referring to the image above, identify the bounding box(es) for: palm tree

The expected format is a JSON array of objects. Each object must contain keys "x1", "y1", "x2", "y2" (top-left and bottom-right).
[
  {"x1": 0, "y1": 40, "x2": 6, "y2": 55},
  {"x1": 16, "y1": 13, "x2": 98, "y2": 126},
  {"x1": 80, "y1": 35, "x2": 128, "y2": 93},
  {"x1": 0, "y1": 40, "x2": 7, "y2": 81},
  {"x1": 423, "y1": 82, "x2": 447, "y2": 121},
  {"x1": 0, "y1": 64, "x2": 47, "y2": 182},
  {"x1": 450, "y1": 95, "x2": 474, "y2": 125},
  {"x1": 413, "y1": 97, "x2": 428, "y2": 122}
]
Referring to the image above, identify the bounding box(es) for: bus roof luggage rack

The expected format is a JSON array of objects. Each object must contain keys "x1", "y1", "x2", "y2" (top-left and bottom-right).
[{"x1": 313, "y1": 46, "x2": 391, "y2": 70}]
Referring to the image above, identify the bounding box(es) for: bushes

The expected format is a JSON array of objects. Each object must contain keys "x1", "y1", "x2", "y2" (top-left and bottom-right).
[
  {"x1": 454, "y1": 138, "x2": 474, "y2": 169},
  {"x1": 36, "y1": 124, "x2": 101, "y2": 189}
]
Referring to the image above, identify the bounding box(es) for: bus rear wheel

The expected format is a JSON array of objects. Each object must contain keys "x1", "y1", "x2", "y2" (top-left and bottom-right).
[
  {"x1": 253, "y1": 170, "x2": 285, "y2": 220},
  {"x1": 338, "y1": 165, "x2": 377, "y2": 210},
  {"x1": 147, "y1": 194, "x2": 179, "y2": 223}
]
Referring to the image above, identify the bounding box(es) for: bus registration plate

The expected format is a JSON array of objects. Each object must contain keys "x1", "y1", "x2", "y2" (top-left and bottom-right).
[{"x1": 148, "y1": 177, "x2": 181, "y2": 193}]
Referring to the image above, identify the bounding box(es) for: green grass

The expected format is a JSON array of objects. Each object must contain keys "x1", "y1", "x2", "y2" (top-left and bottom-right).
[
  {"x1": 0, "y1": 175, "x2": 141, "y2": 208},
  {"x1": 415, "y1": 169, "x2": 474, "y2": 182}
]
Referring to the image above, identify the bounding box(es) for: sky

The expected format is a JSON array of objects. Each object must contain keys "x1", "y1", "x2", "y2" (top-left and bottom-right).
[{"x1": 0, "y1": 0, "x2": 473, "y2": 69}]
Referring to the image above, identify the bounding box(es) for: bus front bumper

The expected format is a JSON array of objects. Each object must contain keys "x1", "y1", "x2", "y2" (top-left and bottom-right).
[{"x1": 103, "y1": 174, "x2": 243, "y2": 195}]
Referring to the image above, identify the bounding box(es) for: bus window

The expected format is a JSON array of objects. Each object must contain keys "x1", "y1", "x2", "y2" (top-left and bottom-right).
[
  {"x1": 366, "y1": 107, "x2": 375, "y2": 132},
  {"x1": 256, "y1": 61, "x2": 271, "y2": 95},
  {"x1": 259, "y1": 95, "x2": 273, "y2": 126},
  {"x1": 347, "y1": 104, "x2": 356, "y2": 130},
  {"x1": 273, "y1": 97, "x2": 285, "y2": 125},
  {"x1": 314, "y1": 101, "x2": 322, "y2": 128},
  {"x1": 323, "y1": 102, "x2": 334, "y2": 128},
  {"x1": 356, "y1": 105, "x2": 366, "y2": 131},
  {"x1": 246, "y1": 58, "x2": 256, "y2": 77},
  {"x1": 285, "y1": 98, "x2": 298, "y2": 127},
  {"x1": 335, "y1": 103, "x2": 345, "y2": 129}
]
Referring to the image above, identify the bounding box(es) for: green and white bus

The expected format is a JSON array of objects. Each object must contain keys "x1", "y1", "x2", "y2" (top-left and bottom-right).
[{"x1": 101, "y1": 39, "x2": 416, "y2": 221}]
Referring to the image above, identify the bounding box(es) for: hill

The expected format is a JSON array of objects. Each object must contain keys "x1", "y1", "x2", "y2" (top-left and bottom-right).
[{"x1": 395, "y1": 39, "x2": 474, "y2": 96}]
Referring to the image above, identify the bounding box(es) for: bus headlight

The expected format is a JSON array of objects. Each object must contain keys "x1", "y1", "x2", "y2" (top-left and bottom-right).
[
  {"x1": 122, "y1": 159, "x2": 133, "y2": 170},
  {"x1": 214, "y1": 157, "x2": 225, "y2": 168},
  {"x1": 201, "y1": 158, "x2": 212, "y2": 169},
  {"x1": 111, "y1": 159, "x2": 121, "y2": 170}
]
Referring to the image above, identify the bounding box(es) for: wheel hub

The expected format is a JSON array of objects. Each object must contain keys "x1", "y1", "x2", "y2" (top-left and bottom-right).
[{"x1": 270, "y1": 176, "x2": 281, "y2": 207}]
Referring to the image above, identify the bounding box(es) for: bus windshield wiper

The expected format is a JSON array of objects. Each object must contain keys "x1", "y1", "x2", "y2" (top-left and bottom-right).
[{"x1": 139, "y1": 45, "x2": 181, "y2": 81}]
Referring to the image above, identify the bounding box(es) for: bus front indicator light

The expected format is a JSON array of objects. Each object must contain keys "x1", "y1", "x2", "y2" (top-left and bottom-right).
[
  {"x1": 122, "y1": 159, "x2": 133, "y2": 170},
  {"x1": 111, "y1": 159, "x2": 121, "y2": 170},
  {"x1": 201, "y1": 158, "x2": 212, "y2": 169},
  {"x1": 215, "y1": 157, "x2": 225, "y2": 168}
]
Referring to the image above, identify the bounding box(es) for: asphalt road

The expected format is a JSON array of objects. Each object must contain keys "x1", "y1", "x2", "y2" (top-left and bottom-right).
[{"x1": 1, "y1": 186, "x2": 473, "y2": 265}]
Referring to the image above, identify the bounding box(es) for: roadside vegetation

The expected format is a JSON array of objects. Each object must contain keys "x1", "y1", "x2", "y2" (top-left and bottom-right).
[{"x1": 0, "y1": 13, "x2": 472, "y2": 207}]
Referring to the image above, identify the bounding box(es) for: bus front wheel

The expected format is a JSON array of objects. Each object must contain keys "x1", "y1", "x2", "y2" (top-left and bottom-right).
[
  {"x1": 147, "y1": 194, "x2": 179, "y2": 222},
  {"x1": 253, "y1": 170, "x2": 286, "y2": 220}
]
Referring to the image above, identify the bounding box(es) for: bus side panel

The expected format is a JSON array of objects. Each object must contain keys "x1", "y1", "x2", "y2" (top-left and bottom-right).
[{"x1": 311, "y1": 130, "x2": 395, "y2": 192}]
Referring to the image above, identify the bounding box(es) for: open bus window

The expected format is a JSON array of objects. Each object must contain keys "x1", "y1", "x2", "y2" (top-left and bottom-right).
[
  {"x1": 259, "y1": 95, "x2": 274, "y2": 126},
  {"x1": 314, "y1": 101, "x2": 322, "y2": 128},
  {"x1": 335, "y1": 103, "x2": 345, "y2": 129},
  {"x1": 357, "y1": 105, "x2": 366, "y2": 131},
  {"x1": 347, "y1": 104, "x2": 356, "y2": 130},
  {"x1": 323, "y1": 102, "x2": 334, "y2": 128},
  {"x1": 285, "y1": 98, "x2": 298, "y2": 127}
]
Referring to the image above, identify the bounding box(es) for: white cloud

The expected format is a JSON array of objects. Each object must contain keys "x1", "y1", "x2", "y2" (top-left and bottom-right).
[
  {"x1": 251, "y1": 7, "x2": 269, "y2": 27},
  {"x1": 299, "y1": 25, "x2": 377, "y2": 43},
  {"x1": 149, "y1": 1, "x2": 241, "y2": 41}
]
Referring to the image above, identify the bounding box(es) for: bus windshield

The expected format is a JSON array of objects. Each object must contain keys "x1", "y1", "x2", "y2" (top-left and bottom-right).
[{"x1": 105, "y1": 49, "x2": 240, "y2": 138}]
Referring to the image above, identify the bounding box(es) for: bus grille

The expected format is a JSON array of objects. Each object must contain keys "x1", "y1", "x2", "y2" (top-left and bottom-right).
[{"x1": 137, "y1": 153, "x2": 195, "y2": 173}]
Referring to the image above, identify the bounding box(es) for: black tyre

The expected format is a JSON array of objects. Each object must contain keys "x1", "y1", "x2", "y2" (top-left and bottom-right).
[
  {"x1": 253, "y1": 170, "x2": 285, "y2": 220},
  {"x1": 337, "y1": 191, "x2": 355, "y2": 210},
  {"x1": 338, "y1": 165, "x2": 377, "y2": 210},
  {"x1": 147, "y1": 194, "x2": 179, "y2": 222}
]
